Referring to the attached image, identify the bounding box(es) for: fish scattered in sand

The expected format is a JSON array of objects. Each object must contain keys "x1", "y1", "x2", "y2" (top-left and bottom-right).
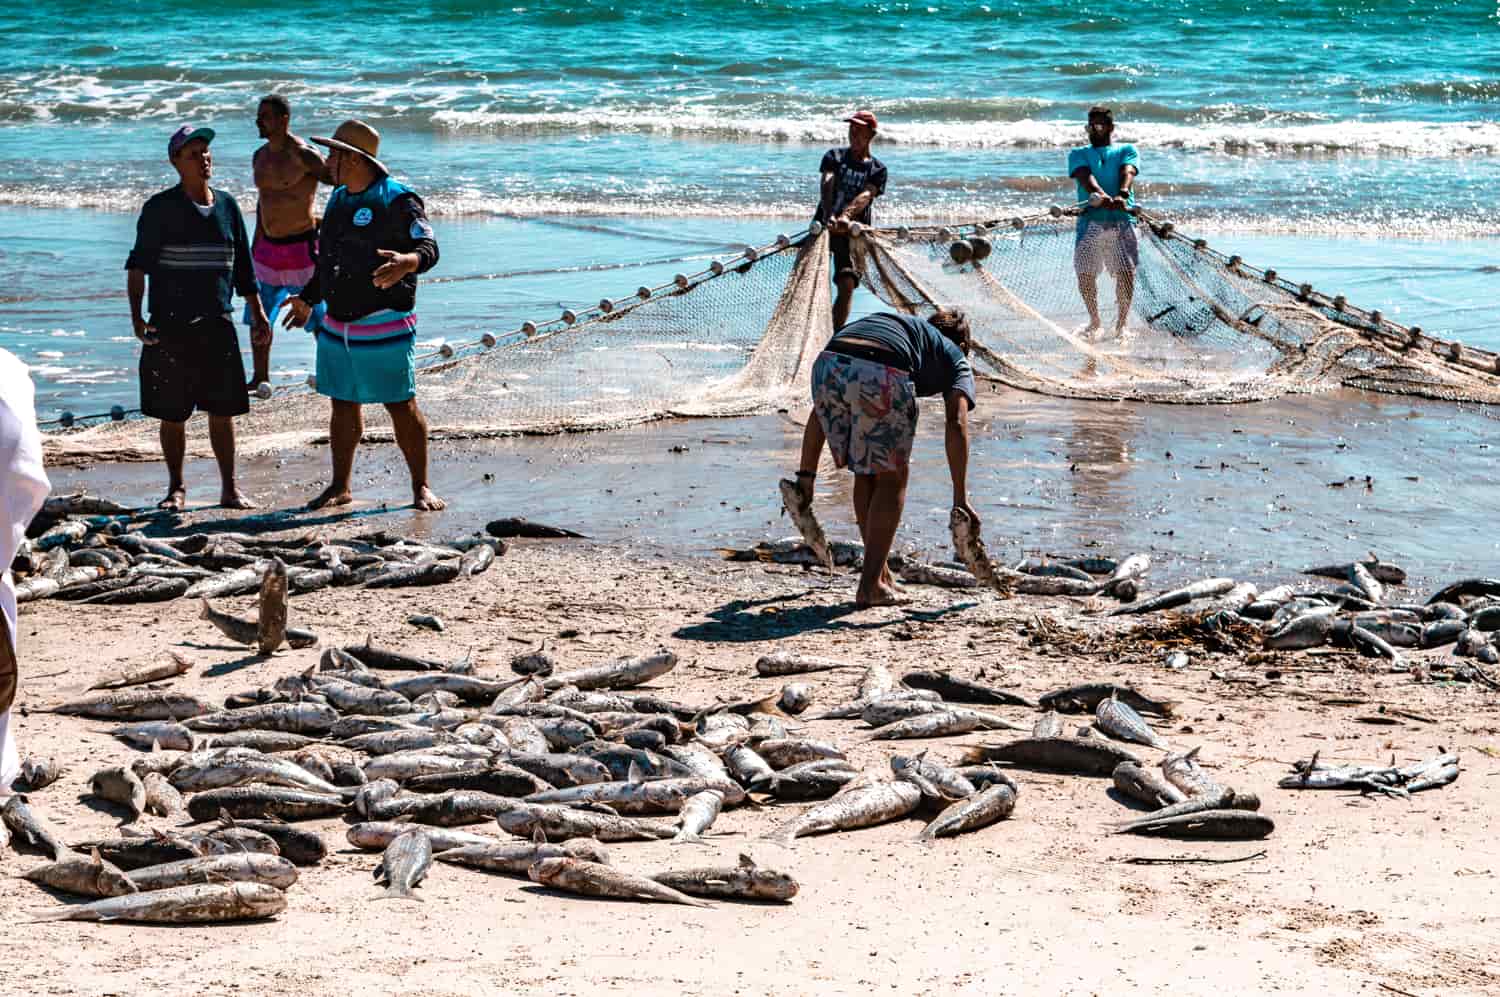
[
  {"x1": 651, "y1": 854, "x2": 798, "y2": 901},
  {"x1": 529, "y1": 856, "x2": 710, "y2": 907},
  {"x1": 30, "y1": 882, "x2": 288, "y2": 924},
  {"x1": 374, "y1": 828, "x2": 432, "y2": 901},
  {"x1": 88, "y1": 652, "x2": 193, "y2": 691}
]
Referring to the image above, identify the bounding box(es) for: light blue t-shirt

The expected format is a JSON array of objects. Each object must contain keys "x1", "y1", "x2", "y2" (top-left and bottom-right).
[{"x1": 1067, "y1": 143, "x2": 1139, "y2": 233}]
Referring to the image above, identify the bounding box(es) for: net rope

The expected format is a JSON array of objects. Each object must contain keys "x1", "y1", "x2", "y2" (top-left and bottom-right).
[{"x1": 43, "y1": 207, "x2": 1500, "y2": 464}]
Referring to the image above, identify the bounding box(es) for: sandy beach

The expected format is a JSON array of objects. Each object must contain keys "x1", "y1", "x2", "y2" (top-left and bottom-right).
[{"x1": 4, "y1": 506, "x2": 1498, "y2": 996}]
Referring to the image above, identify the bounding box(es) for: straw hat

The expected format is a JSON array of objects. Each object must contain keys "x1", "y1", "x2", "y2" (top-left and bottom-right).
[{"x1": 310, "y1": 120, "x2": 387, "y2": 175}]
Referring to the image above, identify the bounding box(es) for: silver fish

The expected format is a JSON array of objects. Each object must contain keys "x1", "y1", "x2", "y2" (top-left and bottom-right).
[
  {"x1": 870, "y1": 711, "x2": 1019, "y2": 741},
  {"x1": 1161, "y1": 747, "x2": 1225, "y2": 799},
  {"x1": 127, "y1": 853, "x2": 299, "y2": 891},
  {"x1": 778, "y1": 478, "x2": 833, "y2": 570},
  {"x1": 186, "y1": 568, "x2": 264, "y2": 601},
  {"x1": 1263, "y1": 612, "x2": 1335, "y2": 650},
  {"x1": 436, "y1": 838, "x2": 609, "y2": 876},
  {"x1": 30, "y1": 882, "x2": 287, "y2": 923},
  {"x1": 672, "y1": 789, "x2": 725, "y2": 844},
  {"x1": 90, "y1": 765, "x2": 147, "y2": 821},
  {"x1": 542, "y1": 649, "x2": 678, "y2": 692},
  {"x1": 755, "y1": 651, "x2": 851, "y2": 676},
  {"x1": 141, "y1": 771, "x2": 186, "y2": 817},
  {"x1": 651, "y1": 853, "x2": 798, "y2": 901},
  {"x1": 22, "y1": 847, "x2": 137, "y2": 899},
  {"x1": 525, "y1": 776, "x2": 745, "y2": 815},
  {"x1": 1109, "y1": 577, "x2": 1235, "y2": 616},
  {"x1": 184, "y1": 702, "x2": 338, "y2": 735},
  {"x1": 1112, "y1": 760, "x2": 1186, "y2": 809},
  {"x1": 724, "y1": 743, "x2": 776, "y2": 788},
  {"x1": 1094, "y1": 694, "x2": 1168, "y2": 749},
  {"x1": 16, "y1": 755, "x2": 63, "y2": 792},
  {"x1": 111, "y1": 721, "x2": 197, "y2": 752},
  {"x1": 88, "y1": 652, "x2": 193, "y2": 691},
  {"x1": 917, "y1": 784, "x2": 1018, "y2": 841},
  {"x1": 49, "y1": 689, "x2": 209, "y2": 722},
  {"x1": 754, "y1": 738, "x2": 846, "y2": 769},
  {"x1": 777, "y1": 683, "x2": 813, "y2": 715},
  {"x1": 767, "y1": 781, "x2": 922, "y2": 845},
  {"x1": 346, "y1": 821, "x2": 495, "y2": 853},
  {"x1": 1103, "y1": 553, "x2": 1150, "y2": 597},
  {"x1": 899, "y1": 562, "x2": 979, "y2": 588},
  {"x1": 495, "y1": 802, "x2": 675, "y2": 843},
  {"x1": 257, "y1": 557, "x2": 288, "y2": 655},
  {"x1": 185, "y1": 785, "x2": 346, "y2": 823},
  {"x1": 530, "y1": 856, "x2": 710, "y2": 907},
  {"x1": 891, "y1": 753, "x2": 976, "y2": 800},
  {"x1": 950, "y1": 507, "x2": 1012, "y2": 595},
  {"x1": 168, "y1": 755, "x2": 342, "y2": 796},
  {"x1": 1349, "y1": 562, "x2": 1385, "y2": 604},
  {"x1": 374, "y1": 828, "x2": 432, "y2": 901},
  {"x1": 1032, "y1": 711, "x2": 1065, "y2": 738}
]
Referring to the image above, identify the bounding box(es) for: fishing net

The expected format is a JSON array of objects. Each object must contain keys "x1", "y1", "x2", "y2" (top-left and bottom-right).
[{"x1": 43, "y1": 207, "x2": 1500, "y2": 464}]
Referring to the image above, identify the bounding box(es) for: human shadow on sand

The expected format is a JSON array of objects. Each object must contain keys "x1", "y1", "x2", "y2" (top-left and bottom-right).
[
  {"x1": 141, "y1": 503, "x2": 395, "y2": 540},
  {"x1": 673, "y1": 591, "x2": 973, "y2": 644}
]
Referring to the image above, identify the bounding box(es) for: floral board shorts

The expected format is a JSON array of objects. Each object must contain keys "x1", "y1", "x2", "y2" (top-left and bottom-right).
[{"x1": 811, "y1": 350, "x2": 918, "y2": 475}]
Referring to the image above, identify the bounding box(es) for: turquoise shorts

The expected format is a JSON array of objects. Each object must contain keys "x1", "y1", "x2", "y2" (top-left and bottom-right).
[{"x1": 314, "y1": 330, "x2": 416, "y2": 405}]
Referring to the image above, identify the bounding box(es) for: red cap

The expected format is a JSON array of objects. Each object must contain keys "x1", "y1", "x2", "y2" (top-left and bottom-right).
[{"x1": 845, "y1": 109, "x2": 879, "y2": 132}]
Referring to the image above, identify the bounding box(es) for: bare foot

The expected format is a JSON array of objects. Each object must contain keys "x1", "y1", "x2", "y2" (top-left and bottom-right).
[
  {"x1": 219, "y1": 490, "x2": 258, "y2": 510},
  {"x1": 855, "y1": 583, "x2": 911, "y2": 610},
  {"x1": 307, "y1": 484, "x2": 353, "y2": 510},
  {"x1": 157, "y1": 487, "x2": 186, "y2": 512},
  {"x1": 245, "y1": 377, "x2": 269, "y2": 391},
  {"x1": 413, "y1": 485, "x2": 446, "y2": 511}
]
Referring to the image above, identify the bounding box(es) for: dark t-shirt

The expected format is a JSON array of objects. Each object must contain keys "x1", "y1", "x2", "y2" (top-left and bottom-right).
[
  {"x1": 124, "y1": 185, "x2": 257, "y2": 325},
  {"x1": 815, "y1": 147, "x2": 887, "y2": 225},
  {"x1": 298, "y1": 176, "x2": 439, "y2": 321},
  {"x1": 830, "y1": 313, "x2": 976, "y2": 406}
]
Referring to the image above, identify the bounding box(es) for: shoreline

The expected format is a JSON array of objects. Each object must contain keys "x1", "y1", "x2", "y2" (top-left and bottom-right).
[{"x1": 4, "y1": 536, "x2": 1498, "y2": 996}]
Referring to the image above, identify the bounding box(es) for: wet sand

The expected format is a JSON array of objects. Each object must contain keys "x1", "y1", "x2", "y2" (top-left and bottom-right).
[
  {"x1": 47, "y1": 384, "x2": 1500, "y2": 590},
  {"x1": 3, "y1": 537, "x2": 1498, "y2": 996}
]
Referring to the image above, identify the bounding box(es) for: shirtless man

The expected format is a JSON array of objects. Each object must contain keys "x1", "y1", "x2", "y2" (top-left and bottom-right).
[{"x1": 246, "y1": 95, "x2": 330, "y2": 387}]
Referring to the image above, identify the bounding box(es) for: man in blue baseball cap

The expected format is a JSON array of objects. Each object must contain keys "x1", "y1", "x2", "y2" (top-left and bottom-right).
[{"x1": 126, "y1": 125, "x2": 271, "y2": 511}]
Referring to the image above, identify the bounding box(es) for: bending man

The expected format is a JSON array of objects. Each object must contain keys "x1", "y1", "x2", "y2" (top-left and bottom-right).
[
  {"x1": 127, "y1": 125, "x2": 270, "y2": 511},
  {"x1": 1067, "y1": 106, "x2": 1139, "y2": 337},
  {"x1": 815, "y1": 109, "x2": 887, "y2": 330},
  {"x1": 792, "y1": 309, "x2": 978, "y2": 608},
  {"x1": 283, "y1": 120, "x2": 445, "y2": 511},
  {"x1": 247, "y1": 95, "x2": 330, "y2": 387}
]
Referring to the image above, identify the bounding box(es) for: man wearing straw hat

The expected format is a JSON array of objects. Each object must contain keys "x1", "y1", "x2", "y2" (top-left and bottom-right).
[{"x1": 282, "y1": 120, "x2": 445, "y2": 511}]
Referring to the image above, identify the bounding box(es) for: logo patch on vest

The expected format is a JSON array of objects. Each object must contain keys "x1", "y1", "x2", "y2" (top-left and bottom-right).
[
  {"x1": 410, "y1": 219, "x2": 432, "y2": 240},
  {"x1": 353, "y1": 207, "x2": 373, "y2": 227}
]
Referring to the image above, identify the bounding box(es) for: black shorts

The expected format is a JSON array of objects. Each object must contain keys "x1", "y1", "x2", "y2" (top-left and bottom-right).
[
  {"x1": 139, "y1": 315, "x2": 250, "y2": 423},
  {"x1": 829, "y1": 234, "x2": 857, "y2": 282}
]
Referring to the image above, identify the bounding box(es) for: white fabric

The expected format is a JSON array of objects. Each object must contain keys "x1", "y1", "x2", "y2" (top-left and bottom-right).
[{"x1": 0, "y1": 348, "x2": 51, "y2": 790}]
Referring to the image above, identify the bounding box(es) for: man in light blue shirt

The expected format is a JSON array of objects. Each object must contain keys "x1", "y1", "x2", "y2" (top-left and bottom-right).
[{"x1": 1067, "y1": 106, "x2": 1139, "y2": 337}]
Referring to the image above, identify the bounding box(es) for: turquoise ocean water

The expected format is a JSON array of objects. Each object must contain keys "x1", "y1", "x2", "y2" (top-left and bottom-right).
[{"x1": 2, "y1": 0, "x2": 1498, "y2": 415}]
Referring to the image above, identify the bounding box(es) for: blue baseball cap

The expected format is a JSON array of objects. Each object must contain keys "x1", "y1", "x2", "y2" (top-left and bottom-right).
[{"x1": 168, "y1": 125, "x2": 215, "y2": 159}]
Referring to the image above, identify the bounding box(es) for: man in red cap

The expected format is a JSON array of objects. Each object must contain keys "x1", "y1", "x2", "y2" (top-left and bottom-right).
[{"x1": 815, "y1": 110, "x2": 887, "y2": 330}]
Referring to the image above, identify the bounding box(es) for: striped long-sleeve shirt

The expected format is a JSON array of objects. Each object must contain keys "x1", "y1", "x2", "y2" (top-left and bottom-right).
[{"x1": 125, "y1": 185, "x2": 257, "y2": 325}]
